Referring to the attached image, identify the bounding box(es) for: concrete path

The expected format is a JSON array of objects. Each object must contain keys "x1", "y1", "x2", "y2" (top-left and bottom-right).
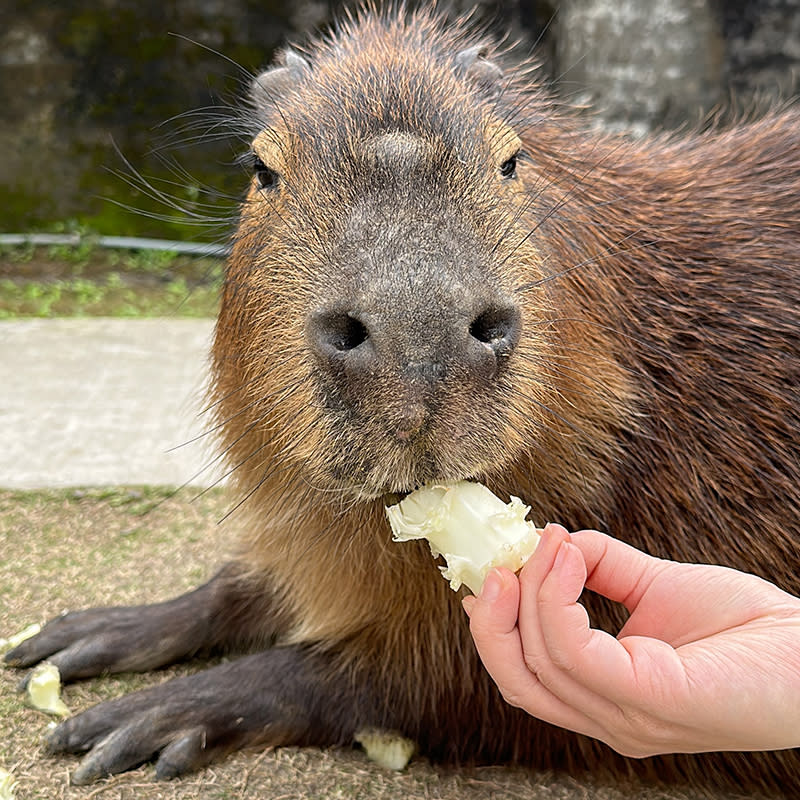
[{"x1": 0, "y1": 319, "x2": 225, "y2": 489}]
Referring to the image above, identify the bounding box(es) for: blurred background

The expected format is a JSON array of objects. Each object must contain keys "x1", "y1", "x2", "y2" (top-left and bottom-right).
[{"x1": 2, "y1": 0, "x2": 799, "y2": 241}]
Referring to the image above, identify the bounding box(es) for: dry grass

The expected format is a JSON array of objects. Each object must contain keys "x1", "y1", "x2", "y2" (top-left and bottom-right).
[{"x1": 0, "y1": 488, "x2": 740, "y2": 799}]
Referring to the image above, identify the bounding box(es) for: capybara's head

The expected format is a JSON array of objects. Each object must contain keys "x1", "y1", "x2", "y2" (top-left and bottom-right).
[{"x1": 213, "y1": 11, "x2": 602, "y2": 502}]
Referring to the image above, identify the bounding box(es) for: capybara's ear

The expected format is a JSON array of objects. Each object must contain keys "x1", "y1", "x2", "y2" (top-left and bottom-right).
[
  {"x1": 453, "y1": 45, "x2": 504, "y2": 100},
  {"x1": 251, "y1": 49, "x2": 311, "y2": 111}
]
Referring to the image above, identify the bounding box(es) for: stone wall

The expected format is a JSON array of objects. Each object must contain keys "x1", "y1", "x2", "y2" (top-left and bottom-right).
[
  {"x1": 1, "y1": 0, "x2": 798, "y2": 235},
  {"x1": 550, "y1": 0, "x2": 800, "y2": 132}
]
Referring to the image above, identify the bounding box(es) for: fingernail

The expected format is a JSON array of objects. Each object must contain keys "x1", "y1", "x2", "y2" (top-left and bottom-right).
[
  {"x1": 480, "y1": 569, "x2": 503, "y2": 603},
  {"x1": 553, "y1": 540, "x2": 569, "y2": 571},
  {"x1": 534, "y1": 523, "x2": 552, "y2": 552}
]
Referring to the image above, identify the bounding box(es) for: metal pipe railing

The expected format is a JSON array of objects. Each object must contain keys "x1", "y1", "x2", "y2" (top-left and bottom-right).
[{"x1": 0, "y1": 233, "x2": 229, "y2": 258}]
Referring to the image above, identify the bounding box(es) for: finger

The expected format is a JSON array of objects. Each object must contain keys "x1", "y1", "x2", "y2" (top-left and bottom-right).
[
  {"x1": 468, "y1": 569, "x2": 541, "y2": 709},
  {"x1": 570, "y1": 529, "x2": 669, "y2": 611},
  {"x1": 538, "y1": 540, "x2": 635, "y2": 681},
  {"x1": 47, "y1": 703, "x2": 121, "y2": 755},
  {"x1": 538, "y1": 540, "x2": 682, "y2": 708},
  {"x1": 468, "y1": 567, "x2": 607, "y2": 738},
  {"x1": 467, "y1": 568, "x2": 523, "y2": 671},
  {"x1": 522, "y1": 538, "x2": 636, "y2": 721},
  {"x1": 521, "y1": 523, "x2": 572, "y2": 593},
  {"x1": 517, "y1": 524, "x2": 573, "y2": 668}
]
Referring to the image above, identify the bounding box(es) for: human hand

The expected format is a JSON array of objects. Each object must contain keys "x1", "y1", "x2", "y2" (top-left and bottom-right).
[{"x1": 462, "y1": 523, "x2": 800, "y2": 757}]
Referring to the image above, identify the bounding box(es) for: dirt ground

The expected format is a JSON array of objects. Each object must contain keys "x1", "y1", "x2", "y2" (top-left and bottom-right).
[{"x1": 0, "y1": 488, "x2": 763, "y2": 800}]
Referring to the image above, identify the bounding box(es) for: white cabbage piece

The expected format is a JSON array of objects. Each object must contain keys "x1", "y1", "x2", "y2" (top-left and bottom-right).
[
  {"x1": 0, "y1": 768, "x2": 16, "y2": 800},
  {"x1": 0, "y1": 623, "x2": 42, "y2": 653},
  {"x1": 386, "y1": 481, "x2": 541, "y2": 594},
  {"x1": 355, "y1": 727, "x2": 416, "y2": 770},
  {"x1": 27, "y1": 662, "x2": 70, "y2": 717}
]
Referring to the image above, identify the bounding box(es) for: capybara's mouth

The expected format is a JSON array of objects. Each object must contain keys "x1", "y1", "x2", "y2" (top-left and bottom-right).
[
  {"x1": 381, "y1": 490, "x2": 411, "y2": 506},
  {"x1": 381, "y1": 476, "x2": 475, "y2": 507}
]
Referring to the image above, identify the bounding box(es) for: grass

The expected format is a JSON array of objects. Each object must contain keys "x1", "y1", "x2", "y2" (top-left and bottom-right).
[
  {"x1": 0, "y1": 488, "x2": 719, "y2": 800},
  {"x1": 0, "y1": 241, "x2": 222, "y2": 318}
]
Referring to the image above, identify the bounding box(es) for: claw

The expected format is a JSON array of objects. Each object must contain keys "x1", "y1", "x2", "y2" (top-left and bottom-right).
[
  {"x1": 44, "y1": 721, "x2": 70, "y2": 754},
  {"x1": 154, "y1": 728, "x2": 207, "y2": 780},
  {"x1": 4, "y1": 644, "x2": 34, "y2": 669},
  {"x1": 45, "y1": 722, "x2": 87, "y2": 756},
  {"x1": 71, "y1": 755, "x2": 110, "y2": 786}
]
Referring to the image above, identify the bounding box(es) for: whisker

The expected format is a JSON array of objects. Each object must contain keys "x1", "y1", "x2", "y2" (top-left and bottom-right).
[
  {"x1": 215, "y1": 413, "x2": 324, "y2": 523},
  {"x1": 514, "y1": 232, "x2": 653, "y2": 291},
  {"x1": 528, "y1": 314, "x2": 672, "y2": 359}
]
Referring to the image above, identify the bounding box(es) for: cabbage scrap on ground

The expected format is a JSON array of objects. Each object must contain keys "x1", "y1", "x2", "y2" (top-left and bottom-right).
[
  {"x1": 2, "y1": 623, "x2": 70, "y2": 716},
  {"x1": 0, "y1": 623, "x2": 41, "y2": 653},
  {"x1": 0, "y1": 768, "x2": 16, "y2": 800},
  {"x1": 354, "y1": 727, "x2": 416, "y2": 770},
  {"x1": 26, "y1": 663, "x2": 70, "y2": 717},
  {"x1": 386, "y1": 481, "x2": 541, "y2": 594},
  {"x1": 0, "y1": 623, "x2": 70, "y2": 716}
]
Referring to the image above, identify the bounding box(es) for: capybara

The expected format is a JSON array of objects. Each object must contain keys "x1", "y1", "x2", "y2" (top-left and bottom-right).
[{"x1": 6, "y1": 5, "x2": 800, "y2": 795}]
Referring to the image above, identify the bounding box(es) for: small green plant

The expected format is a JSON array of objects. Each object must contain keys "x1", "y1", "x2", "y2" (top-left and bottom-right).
[
  {"x1": 0, "y1": 242, "x2": 35, "y2": 263},
  {"x1": 20, "y1": 282, "x2": 62, "y2": 316},
  {"x1": 0, "y1": 239, "x2": 222, "y2": 318},
  {"x1": 123, "y1": 248, "x2": 181, "y2": 275},
  {"x1": 46, "y1": 240, "x2": 95, "y2": 265}
]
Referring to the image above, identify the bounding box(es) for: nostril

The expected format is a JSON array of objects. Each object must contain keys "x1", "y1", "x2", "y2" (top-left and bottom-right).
[
  {"x1": 313, "y1": 311, "x2": 369, "y2": 353},
  {"x1": 469, "y1": 305, "x2": 520, "y2": 353}
]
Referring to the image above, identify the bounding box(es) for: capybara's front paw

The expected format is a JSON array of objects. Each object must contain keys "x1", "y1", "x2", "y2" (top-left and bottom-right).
[
  {"x1": 43, "y1": 647, "x2": 363, "y2": 783},
  {"x1": 46, "y1": 688, "x2": 219, "y2": 784},
  {"x1": 4, "y1": 595, "x2": 214, "y2": 683}
]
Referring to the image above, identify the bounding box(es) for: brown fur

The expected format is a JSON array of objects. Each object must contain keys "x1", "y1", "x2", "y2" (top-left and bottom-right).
[{"x1": 208, "y1": 5, "x2": 800, "y2": 795}]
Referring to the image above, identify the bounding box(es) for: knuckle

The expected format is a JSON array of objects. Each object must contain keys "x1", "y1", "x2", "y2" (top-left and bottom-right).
[
  {"x1": 498, "y1": 687, "x2": 526, "y2": 710},
  {"x1": 521, "y1": 646, "x2": 566, "y2": 689},
  {"x1": 612, "y1": 740, "x2": 652, "y2": 759},
  {"x1": 521, "y1": 646, "x2": 545, "y2": 676},
  {"x1": 603, "y1": 707, "x2": 671, "y2": 759},
  {"x1": 611, "y1": 730, "x2": 663, "y2": 759},
  {"x1": 548, "y1": 648, "x2": 578, "y2": 674}
]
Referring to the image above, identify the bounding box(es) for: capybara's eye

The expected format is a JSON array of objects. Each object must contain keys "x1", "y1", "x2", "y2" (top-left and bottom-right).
[
  {"x1": 252, "y1": 155, "x2": 279, "y2": 190},
  {"x1": 499, "y1": 154, "x2": 518, "y2": 179}
]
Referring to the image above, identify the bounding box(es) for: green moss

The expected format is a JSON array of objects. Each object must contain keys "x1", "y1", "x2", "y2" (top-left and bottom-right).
[
  {"x1": 0, "y1": 277, "x2": 220, "y2": 318},
  {"x1": 0, "y1": 241, "x2": 223, "y2": 318}
]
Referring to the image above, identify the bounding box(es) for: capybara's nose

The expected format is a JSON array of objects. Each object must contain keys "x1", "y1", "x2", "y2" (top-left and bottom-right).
[{"x1": 307, "y1": 301, "x2": 521, "y2": 385}]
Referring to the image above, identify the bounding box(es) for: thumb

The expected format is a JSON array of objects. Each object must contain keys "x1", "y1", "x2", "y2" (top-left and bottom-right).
[{"x1": 570, "y1": 529, "x2": 668, "y2": 612}]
